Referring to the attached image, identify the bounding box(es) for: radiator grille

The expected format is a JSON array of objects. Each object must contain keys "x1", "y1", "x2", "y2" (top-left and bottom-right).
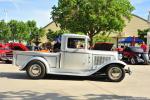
[{"x1": 94, "y1": 56, "x2": 111, "y2": 65}]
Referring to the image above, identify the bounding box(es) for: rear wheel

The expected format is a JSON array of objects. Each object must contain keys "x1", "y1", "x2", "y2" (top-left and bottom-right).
[
  {"x1": 106, "y1": 64, "x2": 125, "y2": 82},
  {"x1": 26, "y1": 60, "x2": 46, "y2": 79}
]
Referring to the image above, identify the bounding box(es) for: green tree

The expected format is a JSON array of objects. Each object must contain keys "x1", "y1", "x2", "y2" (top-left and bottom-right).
[
  {"x1": 8, "y1": 20, "x2": 19, "y2": 41},
  {"x1": 46, "y1": 29, "x2": 69, "y2": 42},
  {"x1": 138, "y1": 28, "x2": 150, "y2": 43},
  {"x1": 93, "y1": 34, "x2": 112, "y2": 43},
  {"x1": 0, "y1": 20, "x2": 11, "y2": 43},
  {"x1": 17, "y1": 21, "x2": 30, "y2": 42},
  {"x1": 8, "y1": 20, "x2": 30, "y2": 43},
  {"x1": 27, "y1": 20, "x2": 45, "y2": 45},
  {"x1": 46, "y1": 29, "x2": 54, "y2": 42},
  {"x1": 27, "y1": 20, "x2": 37, "y2": 44},
  {"x1": 52, "y1": 0, "x2": 134, "y2": 45}
]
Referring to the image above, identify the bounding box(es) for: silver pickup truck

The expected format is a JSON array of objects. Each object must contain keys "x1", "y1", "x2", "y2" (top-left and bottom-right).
[{"x1": 13, "y1": 34, "x2": 131, "y2": 82}]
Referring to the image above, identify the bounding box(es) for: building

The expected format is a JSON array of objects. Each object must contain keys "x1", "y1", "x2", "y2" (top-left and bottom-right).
[
  {"x1": 122, "y1": 14, "x2": 149, "y2": 37},
  {"x1": 42, "y1": 14, "x2": 150, "y2": 43}
]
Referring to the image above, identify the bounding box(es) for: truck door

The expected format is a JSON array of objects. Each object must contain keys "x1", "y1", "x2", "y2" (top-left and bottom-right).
[{"x1": 61, "y1": 38, "x2": 92, "y2": 71}]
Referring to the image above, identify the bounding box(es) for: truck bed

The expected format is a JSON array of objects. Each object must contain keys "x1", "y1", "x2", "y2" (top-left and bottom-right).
[{"x1": 13, "y1": 51, "x2": 60, "y2": 69}]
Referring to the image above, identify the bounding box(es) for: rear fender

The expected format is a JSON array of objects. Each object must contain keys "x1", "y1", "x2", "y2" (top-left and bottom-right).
[{"x1": 21, "y1": 57, "x2": 50, "y2": 73}]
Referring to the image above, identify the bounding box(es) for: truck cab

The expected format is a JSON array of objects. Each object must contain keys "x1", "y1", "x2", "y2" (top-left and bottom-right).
[{"x1": 13, "y1": 34, "x2": 130, "y2": 82}]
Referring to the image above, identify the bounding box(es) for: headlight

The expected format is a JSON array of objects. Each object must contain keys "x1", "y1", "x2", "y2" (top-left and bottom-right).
[
  {"x1": 118, "y1": 54, "x2": 122, "y2": 60},
  {"x1": 138, "y1": 54, "x2": 141, "y2": 57}
]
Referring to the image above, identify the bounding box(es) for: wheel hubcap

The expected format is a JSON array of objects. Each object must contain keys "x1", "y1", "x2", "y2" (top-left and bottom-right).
[
  {"x1": 29, "y1": 64, "x2": 41, "y2": 76},
  {"x1": 109, "y1": 67, "x2": 122, "y2": 80},
  {"x1": 131, "y1": 58, "x2": 135, "y2": 64}
]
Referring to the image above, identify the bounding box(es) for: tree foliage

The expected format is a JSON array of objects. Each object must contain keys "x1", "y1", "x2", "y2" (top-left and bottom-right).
[
  {"x1": 93, "y1": 34, "x2": 113, "y2": 43},
  {"x1": 52, "y1": 0, "x2": 134, "y2": 45},
  {"x1": 0, "y1": 20, "x2": 11, "y2": 42},
  {"x1": 0, "y1": 20, "x2": 45, "y2": 44},
  {"x1": 46, "y1": 29, "x2": 69, "y2": 42},
  {"x1": 138, "y1": 28, "x2": 150, "y2": 42},
  {"x1": 27, "y1": 20, "x2": 45, "y2": 45}
]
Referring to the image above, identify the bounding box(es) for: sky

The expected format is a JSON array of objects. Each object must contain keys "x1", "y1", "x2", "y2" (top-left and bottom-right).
[{"x1": 0, "y1": 0, "x2": 150, "y2": 27}]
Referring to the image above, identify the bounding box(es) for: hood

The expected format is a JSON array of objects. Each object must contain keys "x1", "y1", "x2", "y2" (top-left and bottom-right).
[
  {"x1": 88, "y1": 50, "x2": 118, "y2": 55},
  {"x1": 87, "y1": 50, "x2": 118, "y2": 60}
]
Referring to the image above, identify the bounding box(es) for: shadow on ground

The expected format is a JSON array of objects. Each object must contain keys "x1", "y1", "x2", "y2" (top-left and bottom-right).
[
  {"x1": 0, "y1": 72, "x2": 29, "y2": 80},
  {"x1": 0, "y1": 90, "x2": 149, "y2": 100},
  {"x1": 0, "y1": 72, "x2": 110, "y2": 82},
  {"x1": 0, "y1": 61, "x2": 11, "y2": 64}
]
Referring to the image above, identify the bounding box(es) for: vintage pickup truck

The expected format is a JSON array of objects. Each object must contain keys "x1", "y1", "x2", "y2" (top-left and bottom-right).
[{"x1": 13, "y1": 34, "x2": 131, "y2": 82}]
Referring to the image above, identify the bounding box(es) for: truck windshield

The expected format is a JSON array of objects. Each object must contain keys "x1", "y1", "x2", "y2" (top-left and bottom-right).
[{"x1": 67, "y1": 38, "x2": 85, "y2": 49}]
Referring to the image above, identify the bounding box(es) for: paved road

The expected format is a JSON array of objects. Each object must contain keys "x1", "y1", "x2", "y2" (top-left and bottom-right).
[{"x1": 0, "y1": 63, "x2": 150, "y2": 100}]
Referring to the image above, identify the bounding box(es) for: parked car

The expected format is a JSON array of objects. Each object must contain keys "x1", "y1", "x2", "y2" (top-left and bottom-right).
[
  {"x1": 13, "y1": 34, "x2": 131, "y2": 82},
  {"x1": 0, "y1": 44, "x2": 10, "y2": 61},
  {"x1": 121, "y1": 46, "x2": 150, "y2": 65},
  {"x1": 1, "y1": 43, "x2": 28, "y2": 63}
]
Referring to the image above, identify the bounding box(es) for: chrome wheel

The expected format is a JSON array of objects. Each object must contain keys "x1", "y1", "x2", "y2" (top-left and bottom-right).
[
  {"x1": 130, "y1": 58, "x2": 136, "y2": 64},
  {"x1": 26, "y1": 60, "x2": 46, "y2": 79},
  {"x1": 108, "y1": 67, "x2": 123, "y2": 81},
  {"x1": 29, "y1": 64, "x2": 42, "y2": 77}
]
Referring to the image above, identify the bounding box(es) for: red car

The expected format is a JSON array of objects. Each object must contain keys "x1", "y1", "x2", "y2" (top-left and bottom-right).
[
  {"x1": 121, "y1": 46, "x2": 150, "y2": 64},
  {"x1": 0, "y1": 44, "x2": 10, "y2": 61},
  {"x1": 0, "y1": 43, "x2": 28, "y2": 63}
]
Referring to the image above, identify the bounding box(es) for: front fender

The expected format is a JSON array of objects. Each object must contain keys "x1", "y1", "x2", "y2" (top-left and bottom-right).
[
  {"x1": 101, "y1": 60, "x2": 127, "y2": 67},
  {"x1": 21, "y1": 57, "x2": 50, "y2": 73},
  {"x1": 90, "y1": 60, "x2": 127, "y2": 75}
]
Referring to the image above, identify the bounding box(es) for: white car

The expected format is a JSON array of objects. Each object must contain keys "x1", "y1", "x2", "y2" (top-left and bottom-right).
[{"x1": 13, "y1": 34, "x2": 131, "y2": 82}]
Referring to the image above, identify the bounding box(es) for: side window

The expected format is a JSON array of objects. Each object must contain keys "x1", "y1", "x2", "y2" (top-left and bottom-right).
[{"x1": 67, "y1": 38, "x2": 85, "y2": 49}]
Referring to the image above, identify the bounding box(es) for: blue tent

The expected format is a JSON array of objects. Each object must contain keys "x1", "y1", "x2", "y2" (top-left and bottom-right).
[{"x1": 119, "y1": 37, "x2": 143, "y2": 43}]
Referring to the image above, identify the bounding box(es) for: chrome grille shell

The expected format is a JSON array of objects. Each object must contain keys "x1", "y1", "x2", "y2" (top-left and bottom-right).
[{"x1": 93, "y1": 55, "x2": 114, "y2": 65}]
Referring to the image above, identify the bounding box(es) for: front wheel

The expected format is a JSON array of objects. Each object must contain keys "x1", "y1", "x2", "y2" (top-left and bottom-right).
[
  {"x1": 130, "y1": 57, "x2": 137, "y2": 65},
  {"x1": 26, "y1": 60, "x2": 46, "y2": 79},
  {"x1": 106, "y1": 65, "x2": 125, "y2": 82}
]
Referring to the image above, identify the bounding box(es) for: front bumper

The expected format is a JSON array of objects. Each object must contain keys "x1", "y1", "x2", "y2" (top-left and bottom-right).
[{"x1": 125, "y1": 67, "x2": 132, "y2": 75}]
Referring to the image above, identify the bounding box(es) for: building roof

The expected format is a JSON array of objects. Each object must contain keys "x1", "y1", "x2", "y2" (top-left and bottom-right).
[
  {"x1": 43, "y1": 21, "x2": 54, "y2": 29},
  {"x1": 132, "y1": 14, "x2": 149, "y2": 23}
]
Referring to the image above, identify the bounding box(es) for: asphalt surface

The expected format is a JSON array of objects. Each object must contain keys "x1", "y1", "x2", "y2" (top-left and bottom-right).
[{"x1": 0, "y1": 62, "x2": 150, "y2": 100}]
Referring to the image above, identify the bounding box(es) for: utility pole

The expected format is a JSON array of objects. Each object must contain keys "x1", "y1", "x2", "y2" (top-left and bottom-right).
[
  {"x1": 148, "y1": 11, "x2": 150, "y2": 21},
  {"x1": 147, "y1": 11, "x2": 150, "y2": 47},
  {"x1": 148, "y1": 10, "x2": 150, "y2": 28}
]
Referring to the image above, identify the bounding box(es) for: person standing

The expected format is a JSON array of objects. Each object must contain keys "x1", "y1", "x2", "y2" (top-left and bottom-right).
[{"x1": 140, "y1": 42, "x2": 148, "y2": 52}]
